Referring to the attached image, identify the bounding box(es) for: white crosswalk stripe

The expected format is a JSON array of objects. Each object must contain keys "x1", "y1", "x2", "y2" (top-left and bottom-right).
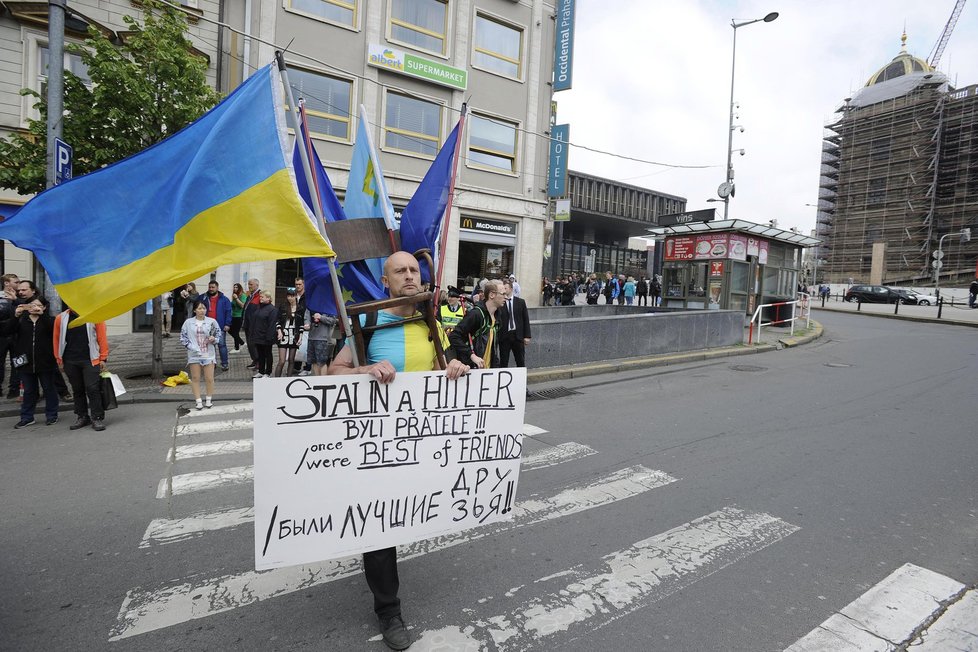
[
  {"x1": 179, "y1": 402, "x2": 254, "y2": 419},
  {"x1": 174, "y1": 418, "x2": 253, "y2": 437},
  {"x1": 785, "y1": 563, "x2": 971, "y2": 652},
  {"x1": 156, "y1": 465, "x2": 253, "y2": 499},
  {"x1": 404, "y1": 507, "x2": 799, "y2": 650},
  {"x1": 168, "y1": 439, "x2": 252, "y2": 461},
  {"x1": 113, "y1": 465, "x2": 677, "y2": 640}
]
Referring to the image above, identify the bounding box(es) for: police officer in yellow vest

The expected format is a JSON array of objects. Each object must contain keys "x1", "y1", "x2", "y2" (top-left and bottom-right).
[{"x1": 438, "y1": 287, "x2": 465, "y2": 334}]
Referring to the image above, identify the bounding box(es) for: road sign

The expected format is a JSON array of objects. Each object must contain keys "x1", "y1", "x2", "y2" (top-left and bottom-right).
[
  {"x1": 54, "y1": 138, "x2": 72, "y2": 185},
  {"x1": 932, "y1": 250, "x2": 944, "y2": 260},
  {"x1": 932, "y1": 260, "x2": 943, "y2": 270}
]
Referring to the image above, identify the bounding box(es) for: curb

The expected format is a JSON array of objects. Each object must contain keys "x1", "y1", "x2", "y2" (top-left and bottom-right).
[
  {"x1": 813, "y1": 306, "x2": 978, "y2": 329},
  {"x1": 0, "y1": 322, "x2": 825, "y2": 417}
]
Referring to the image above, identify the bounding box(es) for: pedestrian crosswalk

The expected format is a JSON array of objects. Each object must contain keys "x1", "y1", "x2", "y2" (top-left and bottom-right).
[{"x1": 110, "y1": 400, "x2": 977, "y2": 650}]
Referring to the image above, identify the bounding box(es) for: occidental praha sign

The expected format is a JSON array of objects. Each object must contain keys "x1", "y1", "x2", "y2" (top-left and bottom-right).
[{"x1": 368, "y1": 45, "x2": 467, "y2": 91}]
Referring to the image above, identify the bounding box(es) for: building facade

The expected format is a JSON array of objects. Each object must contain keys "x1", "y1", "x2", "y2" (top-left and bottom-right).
[
  {"x1": 818, "y1": 37, "x2": 978, "y2": 285},
  {"x1": 0, "y1": 0, "x2": 559, "y2": 331},
  {"x1": 553, "y1": 170, "x2": 685, "y2": 280}
]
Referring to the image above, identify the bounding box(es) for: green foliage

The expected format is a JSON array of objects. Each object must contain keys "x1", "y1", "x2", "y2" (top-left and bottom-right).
[{"x1": 0, "y1": 0, "x2": 220, "y2": 195}]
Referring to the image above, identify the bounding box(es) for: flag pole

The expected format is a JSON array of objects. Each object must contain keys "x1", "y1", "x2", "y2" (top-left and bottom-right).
[
  {"x1": 359, "y1": 104, "x2": 398, "y2": 255},
  {"x1": 276, "y1": 52, "x2": 361, "y2": 368},
  {"x1": 433, "y1": 103, "x2": 467, "y2": 301},
  {"x1": 299, "y1": 101, "x2": 349, "y2": 340}
]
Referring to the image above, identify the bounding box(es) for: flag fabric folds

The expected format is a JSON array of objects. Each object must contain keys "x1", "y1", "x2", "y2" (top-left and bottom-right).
[
  {"x1": 292, "y1": 118, "x2": 387, "y2": 317},
  {"x1": 398, "y1": 120, "x2": 460, "y2": 282},
  {"x1": 343, "y1": 106, "x2": 396, "y2": 282},
  {"x1": 0, "y1": 64, "x2": 333, "y2": 324}
]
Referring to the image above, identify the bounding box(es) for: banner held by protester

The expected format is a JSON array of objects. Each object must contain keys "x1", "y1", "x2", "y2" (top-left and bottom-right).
[{"x1": 254, "y1": 368, "x2": 527, "y2": 569}]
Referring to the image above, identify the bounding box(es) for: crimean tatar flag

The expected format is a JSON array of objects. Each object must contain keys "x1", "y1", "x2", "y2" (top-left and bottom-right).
[{"x1": 0, "y1": 64, "x2": 333, "y2": 323}]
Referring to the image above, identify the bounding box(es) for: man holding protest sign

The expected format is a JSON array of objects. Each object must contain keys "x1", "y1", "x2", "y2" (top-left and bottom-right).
[{"x1": 329, "y1": 250, "x2": 470, "y2": 650}]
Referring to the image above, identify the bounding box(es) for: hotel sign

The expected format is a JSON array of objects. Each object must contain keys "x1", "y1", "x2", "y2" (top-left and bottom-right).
[{"x1": 367, "y1": 45, "x2": 467, "y2": 91}]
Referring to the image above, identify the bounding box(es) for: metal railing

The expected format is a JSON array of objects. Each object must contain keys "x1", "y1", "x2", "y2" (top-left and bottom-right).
[{"x1": 748, "y1": 294, "x2": 810, "y2": 344}]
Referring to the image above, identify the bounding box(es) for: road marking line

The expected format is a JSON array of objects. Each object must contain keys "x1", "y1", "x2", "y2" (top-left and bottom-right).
[
  {"x1": 174, "y1": 418, "x2": 254, "y2": 438},
  {"x1": 913, "y1": 589, "x2": 978, "y2": 651},
  {"x1": 523, "y1": 424, "x2": 547, "y2": 436},
  {"x1": 112, "y1": 465, "x2": 677, "y2": 640},
  {"x1": 784, "y1": 563, "x2": 966, "y2": 652},
  {"x1": 145, "y1": 442, "x2": 597, "y2": 546},
  {"x1": 406, "y1": 506, "x2": 799, "y2": 650},
  {"x1": 140, "y1": 507, "x2": 255, "y2": 549},
  {"x1": 179, "y1": 402, "x2": 254, "y2": 419},
  {"x1": 159, "y1": 466, "x2": 254, "y2": 498},
  {"x1": 520, "y1": 442, "x2": 595, "y2": 470},
  {"x1": 168, "y1": 439, "x2": 253, "y2": 462}
]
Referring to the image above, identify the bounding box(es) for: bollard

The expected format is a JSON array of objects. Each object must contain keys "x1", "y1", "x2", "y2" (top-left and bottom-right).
[
  {"x1": 938, "y1": 297, "x2": 943, "y2": 319},
  {"x1": 857, "y1": 297, "x2": 862, "y2": 312},
  {"x1": 894, "y1": 298, "x2": 900, "y2": 314}
]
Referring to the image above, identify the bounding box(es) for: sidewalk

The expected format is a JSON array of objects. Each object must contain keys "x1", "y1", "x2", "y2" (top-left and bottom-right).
[{"x1": 812, "y1": 297, "x2": 978, "y2": 328}]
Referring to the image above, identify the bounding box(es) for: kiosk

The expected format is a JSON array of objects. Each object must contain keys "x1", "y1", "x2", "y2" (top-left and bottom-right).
[{"x1": 647, "y1": 220, "x2": 820, "y2": 315}]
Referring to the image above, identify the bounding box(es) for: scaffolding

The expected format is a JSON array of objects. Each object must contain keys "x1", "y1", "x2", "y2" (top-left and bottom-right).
[{"x1": 820, "y1": 74, "x2": 978, "y2": 284}]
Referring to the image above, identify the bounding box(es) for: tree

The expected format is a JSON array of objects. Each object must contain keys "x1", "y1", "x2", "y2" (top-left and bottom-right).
[{"x1": 0, "y1": 0, "x2": 221, "y2": 378}]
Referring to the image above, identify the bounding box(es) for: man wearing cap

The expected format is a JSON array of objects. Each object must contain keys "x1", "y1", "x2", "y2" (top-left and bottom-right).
[
  {"x1": 508, "y1": 274, "x2": 521, "y2": 298},
  {"x1": 438, "y1": 288, "x2": 465, "y2": 335}
]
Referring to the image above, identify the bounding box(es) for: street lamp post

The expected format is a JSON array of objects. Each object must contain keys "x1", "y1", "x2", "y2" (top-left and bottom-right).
[{"x1": 721, "y1": 12, "x2": 778, "y2": 220}]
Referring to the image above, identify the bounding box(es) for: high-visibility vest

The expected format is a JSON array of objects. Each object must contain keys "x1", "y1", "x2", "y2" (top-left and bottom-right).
[{"x1": 439, "y1": 303, "x2": 464, "y2": 330}]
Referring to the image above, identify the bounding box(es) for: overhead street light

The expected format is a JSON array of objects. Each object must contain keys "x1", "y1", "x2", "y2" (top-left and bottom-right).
[{"x1": 720, "y1": 11, "x2": 779, "y2": 220}]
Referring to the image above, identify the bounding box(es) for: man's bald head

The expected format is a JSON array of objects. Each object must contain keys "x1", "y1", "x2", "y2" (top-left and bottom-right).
[{"x1": 382, "y1": 252, "x2": 422, "y2": 299}]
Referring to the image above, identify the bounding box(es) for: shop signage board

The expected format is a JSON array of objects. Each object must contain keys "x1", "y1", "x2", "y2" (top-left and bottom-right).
[
  {"x1": 728, "y1": 235, "x2": 748, "y2": 261},
  {"x1": 554, "y1": 198, "x2": 571, "y2": 222},
  {"x1": 657, "y1": 208, "x2": 715, "y2": 227},
  {"x1": 460, "y1": 216, "x2": 517, "y2": 236},
  {"x1": 693, "y1": 234, "x2": 729, "y2": 260},
  {"x1": 710, "y1": 261, "x2": 724, "y2": 277},
  {"x1": 367, "y1": 45, "x2": 467, "y2": 91},
  {"x1": 664, "y1": 236, "x2": 696, "y2": 261},
  {"x1": 254, "y1": 370, "x2": 527, "y2": 569}
]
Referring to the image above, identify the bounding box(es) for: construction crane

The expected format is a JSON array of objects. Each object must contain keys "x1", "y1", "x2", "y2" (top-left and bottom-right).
[{"x1": 928, "y1": 0, "x2": 967, "y2": 68}]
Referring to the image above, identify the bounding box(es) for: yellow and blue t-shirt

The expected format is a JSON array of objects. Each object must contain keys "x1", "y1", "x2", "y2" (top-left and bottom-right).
[{"x1": 358, "y1": 311, "x2": 448, "y2": 372}]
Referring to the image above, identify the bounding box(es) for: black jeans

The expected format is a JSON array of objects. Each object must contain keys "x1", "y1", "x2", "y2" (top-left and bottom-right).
[
  {"x1": 229, "y1": 316, "x2": 244, "y2": 349},
  {"x1": 363, "y1": 547, "x2": 400, "y2": 620},
  {"x1": 0, "y1": 336, "x2": 19, "y2": 394},
  {"x1": 255, "y1": 344, "x2": 273, "y2": 375},
  {"x1": 63, "y1": 359, "x2": 104, "y2": 419},
  {"x1": 498, "y1": 335, "x2": 526, "y2": 368},
  {"x1": 21, "y1": 370, "x2": 57, "y2": 422}
]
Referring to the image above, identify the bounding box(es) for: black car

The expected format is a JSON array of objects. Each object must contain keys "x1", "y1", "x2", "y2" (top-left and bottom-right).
[{"x1": 844, "y1": 285, "x2": 918, "y2": 304}]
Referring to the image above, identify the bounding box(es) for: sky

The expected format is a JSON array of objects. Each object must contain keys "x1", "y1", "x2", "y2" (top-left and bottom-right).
[{"x1": 556, "y1": 0, "x2": 978, "y2": 236}]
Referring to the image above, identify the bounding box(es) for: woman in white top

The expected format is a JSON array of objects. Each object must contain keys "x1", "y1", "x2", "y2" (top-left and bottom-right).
[{"x1": 180, "y1": 300, "x2": 219, "y2": 410}]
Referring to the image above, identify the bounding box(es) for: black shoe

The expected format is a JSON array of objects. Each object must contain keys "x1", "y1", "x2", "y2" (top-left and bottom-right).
[
  {"x1": 91, "y1": 418, "x2": 106, "y2": 432},
  {"x1": 14, "y1": 418, "x2": 35, "y2": 429},
  {"x1": 69, "y1": 416, "x2": 91, "y2": 430},
  {"x1": 246, "y1": 363, "x2": 257, "y2": 370},
  {"x1": 46, "y1": 416, "x2": 58, "y2": 426},
  {"x1": 379, "y1": 615, "x2": 412, "y2": 651}
]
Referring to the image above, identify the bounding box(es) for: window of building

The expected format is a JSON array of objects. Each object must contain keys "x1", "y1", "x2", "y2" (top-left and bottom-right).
[
  {"x1": 289, "y1": 68, "x2": 353, "y2": 140},
  {"x1": 384, "y1": 91, "x2": 442, "y2": 156},
  {"x1": 389, "y1": 0, "x2": 448, "y2": 55},
  {"x1": 287, "y1": 0, "x2": 357, "y2": 27},
  {"x1": 38, "y1": 44, "x2": 91, "y2": 96},
  {"x1": 468, "y1": 113, "x2": 518, "y2": 173},
  {"x1": 870, "y1": 138, "x2": 890, "y2": 162},
  {"x1": 867, "y1": 178, "x2": 886, "y2": 205},
  {"x1": 473, "y1": 13, "x2": 522, "y2": 79}
]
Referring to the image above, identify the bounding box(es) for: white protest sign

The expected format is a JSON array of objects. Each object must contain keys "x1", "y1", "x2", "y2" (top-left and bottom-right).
[{"x1": 254, "y1": 368, "x2": 527, "y2": 570}]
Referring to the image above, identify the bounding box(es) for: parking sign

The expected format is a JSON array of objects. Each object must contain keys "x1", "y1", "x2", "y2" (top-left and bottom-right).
[{"x1": 55, "y1": 138, "x2": 72, "y2": 185}]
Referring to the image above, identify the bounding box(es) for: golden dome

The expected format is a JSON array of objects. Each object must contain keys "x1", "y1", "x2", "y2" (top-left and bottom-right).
[{"x1": 865, "y1": 32, "x2": 933, "y2": 86}]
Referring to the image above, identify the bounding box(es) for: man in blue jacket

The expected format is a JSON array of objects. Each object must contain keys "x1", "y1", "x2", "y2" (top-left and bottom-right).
[{"x1": 202, "y1": 281, "x2": 233, "y2": 371}]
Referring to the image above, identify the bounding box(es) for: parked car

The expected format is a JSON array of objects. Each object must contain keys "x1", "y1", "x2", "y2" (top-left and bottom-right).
[
  {"x1": 844, "y1": 285, "x2": 918, "y2": 304},
  {"x1": 907, "y1": 291, "x2": 938, "y2": 306}
]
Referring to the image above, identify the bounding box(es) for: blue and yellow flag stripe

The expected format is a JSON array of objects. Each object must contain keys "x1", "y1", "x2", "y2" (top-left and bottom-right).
[{"x1": 0, "y1": 64, "x2": 332, "y2": 323}]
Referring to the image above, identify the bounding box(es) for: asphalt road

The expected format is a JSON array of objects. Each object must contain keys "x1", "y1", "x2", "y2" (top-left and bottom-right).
[{"x1": 0, "y1": 310, "x2": 975, "y2": 651}]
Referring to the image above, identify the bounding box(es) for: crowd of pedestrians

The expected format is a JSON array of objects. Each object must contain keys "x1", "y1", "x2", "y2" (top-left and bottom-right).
[{"x1": 541, "y1": 271, "x2": 661, "y2": 307}]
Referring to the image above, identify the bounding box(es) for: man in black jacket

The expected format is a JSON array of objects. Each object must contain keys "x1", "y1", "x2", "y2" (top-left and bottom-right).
[
  {"x1": 497, "y1": 278, "x2": 531, "y2": 368},
  {"x1": 449, "y1": 280, "x2": 505, "y2": 369}
]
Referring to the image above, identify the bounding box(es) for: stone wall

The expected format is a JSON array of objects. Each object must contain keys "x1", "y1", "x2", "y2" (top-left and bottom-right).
[{"x1": 523, "y1": 306, "x2": 743, "y2": 368}]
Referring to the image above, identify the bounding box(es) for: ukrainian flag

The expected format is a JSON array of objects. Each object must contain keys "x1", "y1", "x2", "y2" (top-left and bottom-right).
[{"x1": 0, "y1": 64, "x2": 333, "y2": 323}]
